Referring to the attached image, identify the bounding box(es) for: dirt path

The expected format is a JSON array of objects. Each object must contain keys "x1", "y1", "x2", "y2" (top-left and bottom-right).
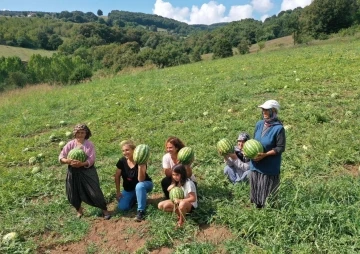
[{"x1": 40, "y1": 194, "x2": 234, "y2": 253}]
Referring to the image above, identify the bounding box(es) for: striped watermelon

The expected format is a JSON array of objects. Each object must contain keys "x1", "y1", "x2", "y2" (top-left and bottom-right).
[
  {"x1": 169, "y1": 187, "x2": 184, "y2": 202},
  {"x1": 133, "y1": 144, "x2": 150, "y2": 164},
  {"x1": 243, "y1": 139, "x2": 263, "y2": 159},
  {"x1": 67, "y1": 148, "x2": 87, "y2": 162},
  {"x1": 177, "y1": 147, "x2": 194, "y2": 165},
  {"x1": 217, "y1": 138, "x2": 234, "y2": 155}
]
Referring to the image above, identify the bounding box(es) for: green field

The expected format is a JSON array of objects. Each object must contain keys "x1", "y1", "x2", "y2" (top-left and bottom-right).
[
  {"x1": 0, "y1": 45, "x2": 54, "y2": 61},
  {"x1": 1, "y1": 35, "x2": 360, "y2": 253}
]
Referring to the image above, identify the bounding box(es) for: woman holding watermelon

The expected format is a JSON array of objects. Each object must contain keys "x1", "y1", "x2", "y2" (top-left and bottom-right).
[
  {"x1": 223, "y1": 132, "x2": 251, "y2": 184},
  {"x1": 158, "y1": 164, "x2": 198, "y2": 227},
  {"x1": 114, "y1": 140, "x2": 153, "y2": 222},
  {"x1": 59, "y1": 124, "x2": 111, "y2": 219},
  {"x1": 250, "y1": 100, "x2": 286, "y2": 208},
  {"x1": 161, "y1": 136, "x2": 196, "y2": 199}
]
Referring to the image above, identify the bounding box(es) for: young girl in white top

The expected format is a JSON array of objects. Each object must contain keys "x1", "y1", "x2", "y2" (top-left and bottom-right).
[{"x1": 158, "y1": 164, "x2": 198, "y2": 227}]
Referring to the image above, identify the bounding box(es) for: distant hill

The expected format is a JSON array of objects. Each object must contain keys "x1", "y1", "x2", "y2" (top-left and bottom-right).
[{"x1": 107, "y1": 10, "x2": 228, "y2": 35}]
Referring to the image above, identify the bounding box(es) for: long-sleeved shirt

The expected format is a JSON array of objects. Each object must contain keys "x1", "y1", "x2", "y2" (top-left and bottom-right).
[{"x1": 59, "y1": 139, "x2": 96, "y2": 168}]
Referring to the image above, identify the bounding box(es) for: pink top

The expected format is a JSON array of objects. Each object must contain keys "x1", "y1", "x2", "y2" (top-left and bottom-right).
[{"x1": 59, "y1": 139, "x2": 96, "y2": 167}]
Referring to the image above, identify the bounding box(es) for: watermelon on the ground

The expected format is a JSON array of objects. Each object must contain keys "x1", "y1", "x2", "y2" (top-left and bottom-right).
[
  {"x1": 177, "y1": 147, "x2": 194, "y2": 164},
  {"x1": 2, "y1": 232, "x2": 18, "y2": 245},
  {"x1": 59, "y1": 141, "x2": 66, "y2": 150},
  {"x1": 65, "y1": 131, "x2": 73, "y2": 138},
  {"x1": 31, "y1": 166, "x2": 42, "y2": 174},
  {"x1": 67, "y1": 148, "x2": 87, "y2": 162},
  {"x1": 29, "y1": 156, "x2": 37, "y2": 165},
  {"x1": 133, "y1": 144, "x2": 150, "y2": 164},
  {"x1": 169, "y1": 187, "x2": 184, "y2": 202},
  {"x1": 216, "y1": 138, "x2": 234, "y2": 155},
  {"x1": 243, "y1": 139, "x2": 263, "y2": 159}
]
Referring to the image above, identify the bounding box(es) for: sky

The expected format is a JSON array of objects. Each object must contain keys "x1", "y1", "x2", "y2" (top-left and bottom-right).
[{"x1": 1, "y1": 0, "x2": 312, "y2": 25}]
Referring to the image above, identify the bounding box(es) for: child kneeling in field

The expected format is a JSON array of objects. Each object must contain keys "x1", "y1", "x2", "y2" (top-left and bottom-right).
[{"x1": 158, "y1": 164, "x2": 198, "y2": 227}]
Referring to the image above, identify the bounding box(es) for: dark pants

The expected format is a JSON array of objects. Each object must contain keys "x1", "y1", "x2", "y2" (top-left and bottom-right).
[{"x1": 66, "y1": 166, "x2": 107, "y2": 211}]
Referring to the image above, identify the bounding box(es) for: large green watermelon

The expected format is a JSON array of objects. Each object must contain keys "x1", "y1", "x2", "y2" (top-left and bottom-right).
[
  {"x1": 243, "y1": 139, "x2": 263, "y2": 159},
  {"x1": 177, "y1": 147, "x2": 194, "y2": 165},
  {"x1": 67, "y1": 148, "x2": 87, "y2": 162},
  {"x1": 133, "y1": 144, "x2": 150, "y2": 164},
  {"x1": 216, "y1": 138, "x2": 234, "y2": 155},
  {"x1": 169, "y1": 187, "x2": 184, "y2": 202}
]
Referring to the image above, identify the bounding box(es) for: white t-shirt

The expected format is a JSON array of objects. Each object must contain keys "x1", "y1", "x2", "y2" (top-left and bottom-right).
[
  {"x1": 181, "y1": 179, "x2": 198, "y2": 208},
  {"x1": 162, "y1": 153, "x2": 196, "y2": 182}
]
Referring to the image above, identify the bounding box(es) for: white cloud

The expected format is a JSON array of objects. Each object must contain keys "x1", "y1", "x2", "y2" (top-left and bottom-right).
[
  {"x1": 251, "y1": 0, "x2": 274, "y2": 13},
  {"x1": 261, "y1": 14, "x2": 269, "y2": 22},
  {"x1": 153, "y1": 0, "x2": 253, "y2": 25},
  {"x1": 189, "y1": 2, "x2": 226, "y2": 25},
  {"x1": 152, "y1": 0, "x2": 189, "y2": 23},
  {"x1": 280, "y1": 0, "x2": 312, "y2": 11}
]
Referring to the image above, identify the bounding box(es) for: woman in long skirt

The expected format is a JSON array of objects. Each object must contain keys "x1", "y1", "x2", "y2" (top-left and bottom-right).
[
  {"x1": 59, "y1": 124, "x2": 111, "y2": 219},
  {"x1": 250, "y1": 100, "x2": 286, "y2": 208}
]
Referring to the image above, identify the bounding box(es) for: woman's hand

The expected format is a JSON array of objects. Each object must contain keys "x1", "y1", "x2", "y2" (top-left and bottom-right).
[
  {"x1": 116, "y1": 192, "x2": 122, "y2": 201},
  {"x1": 253, "y1": 153, "x2": 267, "y2": 161},
  {"x1": 70, "y1": 160, "x2": 85, "y2": 168},
  {"x1": 167, "y1": 184, "x2": 176, "y2": 192},
  {"x1": 173, "y1": 198, "x2": 182, "y2": 205}
]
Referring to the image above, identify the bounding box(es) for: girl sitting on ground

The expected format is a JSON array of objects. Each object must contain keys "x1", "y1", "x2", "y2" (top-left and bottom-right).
[{"x1": 158, "y1": 164, "x2": 198, "y2": 227}]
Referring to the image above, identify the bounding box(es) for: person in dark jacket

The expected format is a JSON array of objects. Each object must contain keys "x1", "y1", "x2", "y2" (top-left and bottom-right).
[{"x1": 250, "y1": 100, "x2": 286, "y2": 208}]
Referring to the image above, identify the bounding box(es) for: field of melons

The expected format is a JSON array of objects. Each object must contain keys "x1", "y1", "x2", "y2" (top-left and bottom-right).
[{"x1": 1, "y1": 35, "x2": 360, "y2": 253}]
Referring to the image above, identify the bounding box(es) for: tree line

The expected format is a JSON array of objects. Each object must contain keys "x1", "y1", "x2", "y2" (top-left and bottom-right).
[{"x1": 0, "y1": 0, "x2": 359, "y2": 92}]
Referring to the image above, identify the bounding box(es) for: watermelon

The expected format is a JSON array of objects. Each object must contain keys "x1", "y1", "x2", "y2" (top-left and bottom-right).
[
  {"x1": 133, "y1": 144, "x2": 150, "y2": 164},
  {"x1": 216, "y1": 138, "x2": 234, "y2": 155},
  {"x1": 65, "y1": 131, "x2": 73, "y2": 138},
  {"x1": 59, "y1": 141, "x2": 66, "y2": 150},
  {"x1": 31, "y1": 166, "x2": 42, "y2": 174},
  {"x1": 177, "y1": 147, "x2": 194, "y2": 165},
  {"x1": 2, "y1": 232, "x2": 18, "y2": 244},
  {"x1": 67, "y1": 148, "x2": 87, "y2": 162},
  {"x1": 243, "y1": 139, "x2": 263, "y2": 159},
  {"x1": 169, "y1": 187, "x2": 184, "y2": 202},
  {"x1": 29, "y1": 156, "x2": 37, "y2": 165}
]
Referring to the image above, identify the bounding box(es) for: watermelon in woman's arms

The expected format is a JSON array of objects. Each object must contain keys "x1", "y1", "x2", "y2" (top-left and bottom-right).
[
  {"x1": 243, "y1": 139, "x2": 263, "y2": 159},
  {"x1": 67, "y1": 148, "x2": 87, "y2": 162},
  {"x1": 133, "y1": 144, "x2": 150, "y2": 164},
  {"x1": 177, "y1": 147, "x2": 194, "y2": 165},
  {"x1": 216, "y1": 138, "x2": 234, "y2": 155},
  {"x1": 169, "y1": 187, "x2": 184, "y2": 203}
]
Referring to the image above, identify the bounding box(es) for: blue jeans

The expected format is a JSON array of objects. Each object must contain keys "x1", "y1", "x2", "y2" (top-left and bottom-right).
[
  {"x1": 117, "y1": 181, "x2": 153, "y2": 211},
  {"x1": 224, "y1": 166, "x2": 250, "y2": 184}
]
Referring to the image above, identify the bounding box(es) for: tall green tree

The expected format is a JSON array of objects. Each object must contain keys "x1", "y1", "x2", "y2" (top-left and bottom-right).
[
  {"x1": 212, "y1": 38, "x2": 233, "y2": 59},
  {"x1": 299, "y1": 0, "x2": 359, "y2": 39},
  {"x1": 97, "y1": 9, "x2": 103, "y2": 16}
]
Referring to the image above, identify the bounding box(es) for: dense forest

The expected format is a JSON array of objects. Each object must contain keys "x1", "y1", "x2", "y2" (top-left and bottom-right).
[{"x1": 0, "y1": 0, "x2": 359, "y2": 91}]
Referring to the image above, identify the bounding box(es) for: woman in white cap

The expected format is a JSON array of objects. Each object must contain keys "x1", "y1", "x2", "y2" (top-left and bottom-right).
[
  {"x1": 250, "y1": 100, "x2": 286, "y2": 208},
  {"x1": 223, "y1": 132, "x2": 251, "y2": 184}
]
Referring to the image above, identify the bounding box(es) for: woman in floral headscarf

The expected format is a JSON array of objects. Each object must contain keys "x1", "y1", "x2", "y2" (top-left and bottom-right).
[
  {"x1": 250, "y1": 100, "x2": 286, "y2": 209},
  {"x1": 59, "y1": 124, "x2": 111, "y2": 219}
]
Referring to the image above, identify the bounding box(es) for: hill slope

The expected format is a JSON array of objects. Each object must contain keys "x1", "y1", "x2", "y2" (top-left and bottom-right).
[
  {"x1": 0, "y1": 45, "x2": 54, "y2": 61},
  {"x1": 0, "y1": 36, "x2": 360, "y2": 253}
]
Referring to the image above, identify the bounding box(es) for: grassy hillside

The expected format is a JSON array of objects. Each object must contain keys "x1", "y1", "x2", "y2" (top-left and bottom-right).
[
  {"x1": 0, "y1": 45, "x2": 54, "y2": 61},
  {"x1": 1, "y1": 36, "x2": 360, "y2": 253}
]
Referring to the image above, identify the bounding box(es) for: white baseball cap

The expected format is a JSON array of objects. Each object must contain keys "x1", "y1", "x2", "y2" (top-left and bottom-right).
[{"x1": 258, "y1": 100, "x2": 280, "y2": 111}]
